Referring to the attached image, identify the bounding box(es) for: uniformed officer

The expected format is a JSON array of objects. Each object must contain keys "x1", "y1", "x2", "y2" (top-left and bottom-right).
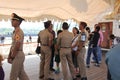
[
  {"x1": 56, "y1": 22, "x2": 76, "y2": 80},
  {"x1": 76, "y1": 22, "x2": 88, "y2": 80},
  {"x1": 49, "y1": 24, "x2": 56, "y2": 72},
  {"x1": 38, "y1": 20, "x2": 53, "y2": 80},
  {"x1": 7, "y1": 13, "x2": 29, "y2": 80}
]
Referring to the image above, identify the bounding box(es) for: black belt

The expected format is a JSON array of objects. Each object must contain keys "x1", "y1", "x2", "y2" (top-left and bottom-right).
[
  {"x1": 17, "y1": 49, "x2": 23, "y2": 51},
  {"x1": 41, "y1": 44, "x2": 48, "y2": 46},
  {"x1": 61, "y1": 47, "x2": 71, "y2": 48}
]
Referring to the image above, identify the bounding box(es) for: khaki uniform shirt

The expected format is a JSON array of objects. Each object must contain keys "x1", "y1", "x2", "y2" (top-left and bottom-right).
[
  {"x1": 38, "y1": 29, "x2": 53, "y2": 46},
  {"x1": 57, "y1": 30, "x2": 73, "y2": 48},
  {"x1": 11, "y1": 27, "x2": 24, "y2": 52}
]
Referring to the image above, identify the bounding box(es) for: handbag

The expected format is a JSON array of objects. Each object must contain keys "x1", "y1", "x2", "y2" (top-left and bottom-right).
[{"x1": 35, "y1": 46, "x2": 41, "y2": 54}]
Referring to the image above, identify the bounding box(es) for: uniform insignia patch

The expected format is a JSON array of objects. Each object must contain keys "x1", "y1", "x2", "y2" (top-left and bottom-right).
[{"x1": 15, "y1": 34, "x2": 21, "y2": 41}]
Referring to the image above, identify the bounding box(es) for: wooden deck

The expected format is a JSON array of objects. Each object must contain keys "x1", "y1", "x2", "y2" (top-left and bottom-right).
[
  {"x1": 3, "y1": 51, "x2": 107, "y2": 80},
  {"x1": 86, "y1": 52, "x2": 107, "y2": 80}
]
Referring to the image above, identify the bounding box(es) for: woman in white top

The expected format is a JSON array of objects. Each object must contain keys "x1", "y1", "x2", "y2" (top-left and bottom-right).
[{"x1": 71, "y1": 27, "x2": 80, "y2": 73}]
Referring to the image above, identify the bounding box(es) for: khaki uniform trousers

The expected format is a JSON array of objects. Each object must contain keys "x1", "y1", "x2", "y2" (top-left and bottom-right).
[
  {"x1": 39, "y1": 46, "x2": 51, "y2": 80},
  {"x1": 77, "y1": 47, "x2": 87, "y2": 78},
  {"x1": 10, "y1": 51, "x2": 29, "y2": 80},
  {"x1": 60, "y1": 48, "x2": 75, "y2": 80}
]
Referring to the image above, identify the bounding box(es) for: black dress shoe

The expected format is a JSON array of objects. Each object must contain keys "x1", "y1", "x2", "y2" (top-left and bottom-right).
[
  {"x1": 50, "y1": 68, "x2": 55, "y2": 72},
  {"x1": 48, "y1": 78, "x2": 54, "y2": 80},
  {"x1": 86, "y1": 65, "x2": 90, "y2": 68},
  {"x1": 73, "y1": 78, "x2": 77, "y2": 80},
  {"x1": 39, "y1": 75, "x2": 44, "y2": 79},
  {"x1": 76, "y1": 74, "x2": 81, "y2": 78},
  {"x1": 81, "y1": 77, "x2": 87, "y2": 80}
]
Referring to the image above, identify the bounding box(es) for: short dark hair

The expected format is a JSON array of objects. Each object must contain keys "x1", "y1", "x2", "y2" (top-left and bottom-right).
[
  {"x1": 86, "y1": 27, "x2": 90, "y2": 30},
  {"x1": 44, "y1": 20, "x2": 51, "y2": 29},
  {"x1": 62, "y1": 22, "x2": 69, "y2": 30},
  {"x1": 57, "y1": 30, "x2": 62, "y2": 35},
  {"x1": 73, "y1": 27, "x2": 79, "y2": 34},
  {"x1": 109, "y1": 34, "x2": 115, "y2": 40},
  {"x1": 86, "y1": 27, "x2": 91, "y2": 33},
  {"x1": 95, "y1": 26, "x2": 100, "y2": 32},
  {"x1": 80, "y1": 21, "x2": 87, "y2": 29}
]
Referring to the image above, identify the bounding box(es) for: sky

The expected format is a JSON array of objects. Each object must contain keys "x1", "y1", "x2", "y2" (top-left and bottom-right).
[{"x1": 0, "y1": 19, "x2": 79, "y2": 33}]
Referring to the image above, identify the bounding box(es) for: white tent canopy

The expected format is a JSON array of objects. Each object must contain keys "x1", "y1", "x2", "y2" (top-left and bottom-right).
[{"x1": 0, "y1": 0, "x2": 116, "y2": 25}]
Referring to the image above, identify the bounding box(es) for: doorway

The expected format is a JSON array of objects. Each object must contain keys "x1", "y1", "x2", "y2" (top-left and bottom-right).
[{"x1": 98, "y1": 22, "x2": 113, "y2": 49}]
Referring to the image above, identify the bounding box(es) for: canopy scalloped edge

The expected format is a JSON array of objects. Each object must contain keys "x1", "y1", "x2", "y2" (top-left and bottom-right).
[{"x1": 0, "y1": 14, "x2": 79, "y2": 22}]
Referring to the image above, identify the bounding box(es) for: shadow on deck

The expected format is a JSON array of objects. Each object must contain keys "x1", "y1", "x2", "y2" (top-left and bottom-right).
[{"x1": 3, "y1": 51, "x2": 108, "y2": 80}]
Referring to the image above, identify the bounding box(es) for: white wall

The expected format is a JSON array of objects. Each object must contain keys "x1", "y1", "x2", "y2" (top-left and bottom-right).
[{"x1": 113, "y1": 20, "x2": 120, "y2": 37}]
